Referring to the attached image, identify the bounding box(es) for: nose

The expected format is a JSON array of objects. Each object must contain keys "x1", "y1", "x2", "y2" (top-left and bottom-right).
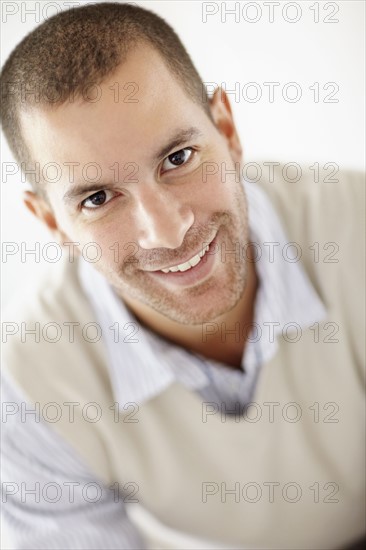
[{"x1": 134, "y1": 185, "x2": 194, "y2": 250}]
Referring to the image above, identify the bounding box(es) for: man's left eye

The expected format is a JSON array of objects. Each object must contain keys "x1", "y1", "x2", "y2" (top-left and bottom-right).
[{"x1": 161, "y1": 148, "x2": 193, "y2": 172}]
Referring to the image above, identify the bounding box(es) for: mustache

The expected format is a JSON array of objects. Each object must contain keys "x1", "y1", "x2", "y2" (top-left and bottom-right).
[{"x1": 122, "y1": 212, "x2": 231, "y2": 271}]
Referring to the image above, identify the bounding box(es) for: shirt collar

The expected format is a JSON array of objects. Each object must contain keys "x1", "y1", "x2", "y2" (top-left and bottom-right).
[
  {"x1": 242, "y1": 180, "x2": 327, "y2": 370},
  {"x1": 78, "y1": 178, "x2": 327, "y2": 408}
]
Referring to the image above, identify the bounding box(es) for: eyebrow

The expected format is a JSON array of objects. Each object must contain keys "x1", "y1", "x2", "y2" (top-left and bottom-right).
[{"x1": 63, "y1": 126, "x2": 203, "y2": 203}]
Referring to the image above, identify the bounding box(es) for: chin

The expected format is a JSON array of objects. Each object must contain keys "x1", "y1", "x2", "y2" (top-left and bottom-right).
[
  {"x1": 115, "y1": 254, "x2": 248, "y2": 325},
  {"x1": 150, "y1": 280, "x2": 246, "y2": 326}
]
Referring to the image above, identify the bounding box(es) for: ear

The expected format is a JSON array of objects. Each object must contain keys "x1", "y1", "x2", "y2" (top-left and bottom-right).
[
  {"x1": 23, "y1": 190, "x2": 69, "y2": 244},
  {"x1": 208, "y1": 87, "x2": 243, "y2": 163}
]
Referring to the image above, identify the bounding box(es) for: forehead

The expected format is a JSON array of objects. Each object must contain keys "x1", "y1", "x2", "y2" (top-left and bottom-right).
[{"x1": 20, "y1": 44, "x2": 208, "y2": 168}]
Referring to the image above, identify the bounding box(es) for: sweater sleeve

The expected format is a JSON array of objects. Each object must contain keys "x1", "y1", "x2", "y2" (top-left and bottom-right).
[{"x1": 1, "y1": 372, "x2": 146, "y2": 550}]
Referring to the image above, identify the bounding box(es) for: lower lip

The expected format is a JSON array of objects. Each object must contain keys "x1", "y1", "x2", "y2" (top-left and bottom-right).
[{"x1": 147, "y1": 236, "x2": 218, "y2": 287}]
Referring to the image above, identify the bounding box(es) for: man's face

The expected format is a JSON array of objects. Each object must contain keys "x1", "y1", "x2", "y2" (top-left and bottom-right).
[{"x1": 21, "y1": 45, "x2": 250, "y2": 325}]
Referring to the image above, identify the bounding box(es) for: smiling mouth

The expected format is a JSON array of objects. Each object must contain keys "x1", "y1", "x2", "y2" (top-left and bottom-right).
[
  {"x1": 159, "y1": 243, "x2": 210, "y2": 273},
  {"x1": 151, "y1": 233, "x2": 216, "y2": 274}
]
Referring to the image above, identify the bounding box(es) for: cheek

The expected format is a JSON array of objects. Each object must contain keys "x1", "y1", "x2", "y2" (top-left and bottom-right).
[
  {"x1": 55, "y1": 209, "x2": 131, "y2": 271},
  {"x1": 79, "y1": 223, "x2": 133, "y2": 271},
  {"x1": 197, "y1": 174, "x2": 241, "y2": 211},
  {"x1": 193, "y1": 151, "x2": 242, "y2": 209}
]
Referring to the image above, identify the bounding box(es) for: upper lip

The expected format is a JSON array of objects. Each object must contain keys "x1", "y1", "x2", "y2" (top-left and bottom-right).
[{"x1": 146, "y1": 233, "x2": 217, "y2": 272}]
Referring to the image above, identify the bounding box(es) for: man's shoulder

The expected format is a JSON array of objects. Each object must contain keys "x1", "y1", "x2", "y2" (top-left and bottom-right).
[
  {"x1": 254, "y1": 163, "x2": 365, "y2": 244},
  {"x1": 3, "y1": 257, "x2": 107, "y2": 397},
  {"x1": 254, "y1": 164, "x2": 365, "y2": 369},
  {"x1": 3, "y1": 256, "x2": 87, "y2": 325},
  {"x1": 253, "y1": 164, "x2": 365, "y2": 296}
]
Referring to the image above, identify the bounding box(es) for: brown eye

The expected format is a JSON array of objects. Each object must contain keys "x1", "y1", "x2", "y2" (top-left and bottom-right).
[
  {"x1": 82, "y1": 190, "x2": 113, "y2": 210},
  {"x1": 162, "y1": 148, "x2": 193, "y2": 172}
]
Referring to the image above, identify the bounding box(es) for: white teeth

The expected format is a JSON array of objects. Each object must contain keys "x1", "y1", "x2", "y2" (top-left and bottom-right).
[
  {"x1": 188, "y1": 255, "x2": 201, "y2": 268},
  {"x1": 178, "y1": 261, "x2": 192, "y2": 272},
  {"x1": 160, "y1": 243, "x2": 211, "y2": 274},
  {"x1": 199, "y1": 245, "x2": 209, "y2": 258}
]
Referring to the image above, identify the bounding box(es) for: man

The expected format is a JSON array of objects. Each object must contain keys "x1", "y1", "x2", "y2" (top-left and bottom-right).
[{"x1": 1, "y1": 2, "x2": 364, "y2": 549}]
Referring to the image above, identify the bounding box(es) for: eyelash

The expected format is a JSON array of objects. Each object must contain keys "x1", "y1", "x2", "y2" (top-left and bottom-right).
[
  {"x1": 80, "y1": 147, "x2": 195, "y2": 211},
  {"x1": 160, "y1": 147, "x2": 194, "y2": 174}
]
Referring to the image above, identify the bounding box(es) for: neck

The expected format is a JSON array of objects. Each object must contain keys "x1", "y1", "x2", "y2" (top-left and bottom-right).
[{"x1": 122, "y1": 254, "x2": 259, "y2": 371}]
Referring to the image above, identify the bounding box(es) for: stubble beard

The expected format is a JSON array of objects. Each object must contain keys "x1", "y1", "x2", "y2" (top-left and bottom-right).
[{"x1": 112, "y1": 184, "x2": 250, "y2": 325}]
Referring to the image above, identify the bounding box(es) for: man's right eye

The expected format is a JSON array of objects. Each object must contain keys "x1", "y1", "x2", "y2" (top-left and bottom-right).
[{"x1": 81, "y1": 190, "x2": 114, "y2": 210}]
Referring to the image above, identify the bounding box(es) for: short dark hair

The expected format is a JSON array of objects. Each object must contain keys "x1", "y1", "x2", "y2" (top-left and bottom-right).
[{"x1": 0, "y1": 1, "x2": 212, "y2": 191}]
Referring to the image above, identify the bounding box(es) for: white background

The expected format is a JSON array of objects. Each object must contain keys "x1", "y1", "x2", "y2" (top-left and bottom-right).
[
  {"x1": 1, "y1": 0, "x2": 365, "y2": 302},
  {"x1": 0, "y1": 1, "x2": 365, "y2": 548}
]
